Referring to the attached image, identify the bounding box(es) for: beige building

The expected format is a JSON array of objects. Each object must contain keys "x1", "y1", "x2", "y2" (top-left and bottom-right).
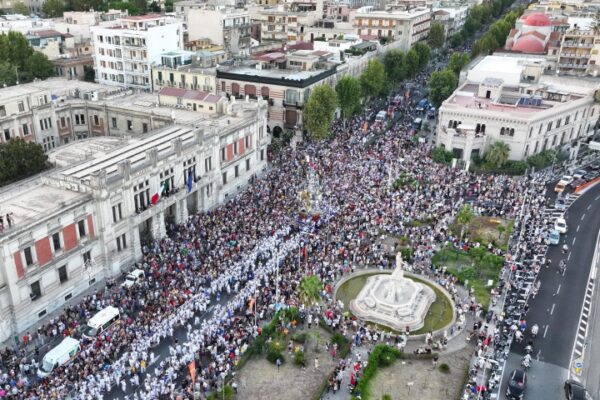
[
  {"x1": 353, "y1": 7, "x2": 431, "y2": 50},
  {"x1": 158, "y1": 87, "x2": 226, "y2": 115},
  {"x1": 436, "y1": 55, "x2": 600, "y2": 162},
  {"x1": 0, "y1": 96, "x2": 271, "y2": 342},
  {"x1": 556, "y1": 28, "x2": 600, "y2": 76},
  {"x1": 152, "y1": 65, "x2": 218, "y2": 93},
  {"x1": 187, "y1": 7, "x2": 251, "y2": 56}
]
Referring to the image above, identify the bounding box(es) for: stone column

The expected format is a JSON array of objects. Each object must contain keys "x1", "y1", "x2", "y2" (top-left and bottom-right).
[
  {"x1": 177, "y1": 197, "x2": 189, "y2": 224},
  {"x1": 152, "y1": 211, "x2": 166, "y2": 240}
]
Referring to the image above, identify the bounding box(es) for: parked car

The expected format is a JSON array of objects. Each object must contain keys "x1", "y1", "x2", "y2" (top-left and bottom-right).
[
  {"x1": 555, "y1": 217, "x2": 568, "y2": 234},
  {"x1": 583, "y1": 172, "x2": 597, "y2": 181},
  {"x1": 570, "y1": 178, "x2": 586, "y2": 189},
  {"x1": 559, "y1": 175, "x2": 574, "y2": 185},
  {"x1": 506, "y1": 369, "x2": 527, "y2": 399},
  {"x1": 588, "y1": 161, "x2": 600, "y2": 172},
  {"x1": 546, "y1": 230, "x2": 561, "y2": 245},
  {"x1": 564, "y1": 379, "x2": 592, "y2": 400},
  {"x1": 573, "y1": 169, "x2": 587, "y2": 179},
  {"x1": 555, "y1": 197, "x2": 566, "y2": 211},
  {"x1": 555, "y1": 181, "x2": 567, "y2": 193}
]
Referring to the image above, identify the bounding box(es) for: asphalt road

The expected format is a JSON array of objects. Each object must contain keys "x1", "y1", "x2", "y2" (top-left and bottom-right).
[{"x1": 500, "y1": 181, "x2": 600, "y2": 400}]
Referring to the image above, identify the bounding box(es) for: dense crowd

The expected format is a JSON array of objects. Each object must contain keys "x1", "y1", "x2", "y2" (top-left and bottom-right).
[{"x1": 0, "y1": 59, "x2": 549, "y2": 400}]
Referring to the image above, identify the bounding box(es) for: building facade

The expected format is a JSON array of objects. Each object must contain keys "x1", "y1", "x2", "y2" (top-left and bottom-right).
[
  {"x1": 187, "y1": 7, "x2": 251, "y2": 56},
  {"x1": 91, "y1": 15, "x2": 183, "y2": 89},
  {"x1": 353, "y1": 8, "x2": 431, "y2": 50},
  {"x1": 0, "y1": 98, "x2": 270, "y2": 342},
  {"x1": 556, "y1": 28, "x2": 600, "y2": 76},
  {"x1": 436, "y1": 56, "x2": 600, "y2": 161}
]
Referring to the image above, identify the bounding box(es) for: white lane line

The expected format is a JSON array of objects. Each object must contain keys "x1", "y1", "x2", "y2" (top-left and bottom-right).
[
  {"x1": 573, "y1": 237, "x2": 577, "y2": 246},
  {"x1": 578, "y1": 333, "x2": 586, "y2": 340},
  {"x1": 551, "y1": 303, "x2": 556, "y2": 315},
  {"x1": 577, "y1": 225, "x2": 581, "y2": 232},
  {"x1": 577, "y1": 340, "x2": 584, "y2": 347},
  {"x1": 596, "y1": 196, "x2": 600, "y2": 201},
  {"x1": 568, "y1": 252, "x2": 572, "y2": 261},
  {"x1": 582, "y1": 214, "x2": 586, "y2": 221},
  {"x1": 544, "y1": 324, "x2": 549, "y2": 338},
  {"x1": 588, "y1": 204, "x2": 593, "y2": 210},
  {"x1": 556, "y1": 284, "x2": 561, "y2": 295}
]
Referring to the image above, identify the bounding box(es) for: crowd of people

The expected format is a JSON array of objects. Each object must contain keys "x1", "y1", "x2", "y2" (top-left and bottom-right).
[{"x1": 0, "y1": 55, "x2": 555, "y2": 400}]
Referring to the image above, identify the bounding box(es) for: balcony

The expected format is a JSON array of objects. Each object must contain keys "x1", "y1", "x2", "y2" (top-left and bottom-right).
[
  {"x1": 559, "y1": 52, "x2": 590, "y2": 58},
  {"x1": 562, "y1": 41, "x2": 594, "y2": 48},
  {"x1": 558, "y1": 63, "x2": 588, "y2": 69},
  {"x1": 283, "y1": 99, "x2": 304, "y2": 108}
]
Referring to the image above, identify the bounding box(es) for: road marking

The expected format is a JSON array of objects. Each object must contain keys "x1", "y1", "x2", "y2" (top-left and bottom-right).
[
  {"x1": 596, "y1": 196, "x2": 600, "y2": 201},
  {"x1": 577, "y1": 225, "x2": 581, "y2": 232},
  {"x1": 577, "y1": 340, "x2": 584, "y2": 347},
  {"x1": 578, "y1": 333, "x2": 585, "y2": 340},
  {"x1": 581, "y1": 320, "x2": 588, "y2": 326},
  {"x1": 568, "y1": 253, "x2": 572, "y2": 261},
  {"x1": 588, "y1": 204, "x2": 593, "y2": 210},
  {"x1": 582, "y1": 214, "x2": 586, "y2": 221},
  {"x1": 573, "y1": 237, "x2": 577, "y2": 246},
  {"x1": 556, "y1": 284, "x2": 561, "y2": 295},
  {"x1": 544, "y1": 324, "x2": 549, "y2": 338},
  {"x1": 550, "y1": 303, "x2": 556, "y2": 315}
]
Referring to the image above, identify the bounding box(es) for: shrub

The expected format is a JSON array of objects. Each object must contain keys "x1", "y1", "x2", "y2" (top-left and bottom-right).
[
  {"x1": 294, "y1": 350, "x2": 306, "y2": 367},
  {"x1": 439, "y1": 363, "x2": 451, "y2": 373},
  {"x1": 431, "y1": 147, "x2": 454, "y2": 164},
  {"x1": 291, "y1": 332, "x2": 307, "y2": 343},
  {"x1": 206, "y1": 385, "x2": 235, "y2": 400},
  {"x1": 400, "y1": 247, "x2": 413, "y2": 262},
  {"x1": 267, "y1": 348, "x2": 284, "y2": 364},
  {"x1": 382, "y1": 395, "x2": 393, "y2": 400}
]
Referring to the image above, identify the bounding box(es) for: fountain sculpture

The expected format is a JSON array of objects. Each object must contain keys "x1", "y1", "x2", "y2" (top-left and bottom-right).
[{"x1": 349, "y1": 253, "x2": 436, "y2": 331}]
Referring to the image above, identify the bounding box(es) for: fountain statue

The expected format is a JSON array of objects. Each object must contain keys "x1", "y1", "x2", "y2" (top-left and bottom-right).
[{"x1": 349, "y1": 253, "x2": 436, "y2": 331}]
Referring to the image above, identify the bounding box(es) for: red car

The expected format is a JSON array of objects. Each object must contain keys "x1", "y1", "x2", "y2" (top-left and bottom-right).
[{"x1": 570, "y1": 178, "x2": 585, "y2": 189}]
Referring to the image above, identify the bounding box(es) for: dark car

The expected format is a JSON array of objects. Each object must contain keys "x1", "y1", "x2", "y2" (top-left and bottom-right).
[
  {"x1": 588, "y1": 162, "x2": 600, "y2": 172},
  {"x1": 583, "y1": 172, "x2": 597, "y2": 182},
  {"x1": 506, "y1": 369, "x2": 527, "y2": 399},
  {"x1": 570, "y1": 178, "x2": 586, "y2": 189},
  {"x1": 564, "y1": 380, "x2": 591, "y2": 400}
]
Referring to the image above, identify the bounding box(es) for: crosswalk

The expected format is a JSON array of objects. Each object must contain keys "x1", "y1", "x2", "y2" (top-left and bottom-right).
[
  {"x1": 543, "y1": 193, "x2": 581, "y2": 218},
  {"x1": 574, "y1": 278, "x2": 594, "y2": 358}
]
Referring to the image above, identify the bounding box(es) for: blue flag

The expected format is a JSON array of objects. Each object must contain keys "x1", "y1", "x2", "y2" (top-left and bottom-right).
[{"x1": 187, "y1": 170, "x2": 193, "y2": 192}]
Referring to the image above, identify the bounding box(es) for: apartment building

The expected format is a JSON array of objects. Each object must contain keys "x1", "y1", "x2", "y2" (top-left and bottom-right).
[
  {"x1": 353, "y1": 7, "x2": 431, "y2": 50},
  {"x1": 91, "y1": 15, "x2": 183, "y2": 89},
  {"x1": 0, "y1": 97, "x2": 270, "y2": 342},
  {"x1": 256, "y1": 9, "x2": 305, "y2": 43},
  {"x1": 556, "y1": 29, "x2": 600, "y2": 76},
  {"x1": 151, "y1": 50, "x2": 219, "y2": 93},
  {"x1": 435, "y1": 55, "x2": 600, "y2": 162},
  {"x1": 187, "y1": 7, "x2": 251, "y2": 56},
  {"x1": 216, "y1": 49, "x2": 338, "y2": 136}
]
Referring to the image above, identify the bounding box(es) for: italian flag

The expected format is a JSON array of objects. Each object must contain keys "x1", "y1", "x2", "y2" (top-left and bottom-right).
[{"x1": 151, "y1": 181, "x2": 167, "y2": 205}]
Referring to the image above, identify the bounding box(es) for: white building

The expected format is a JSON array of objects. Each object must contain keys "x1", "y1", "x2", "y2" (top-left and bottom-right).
[
  {"x1": 91, "y1": 14, "x2": 183, "y2": 89},
  {"x1": 353, "y1": 7, "x2": 431, "y2": 50},
  {"x1": 0, "y1": 98, "x2": 270, "y2": 342},
  {"x1": 187, "y1": 7, "x2": 251, "y2": 56},
  {"x1": 436, "y1": 54, "x2": 600, "y2": 162}
]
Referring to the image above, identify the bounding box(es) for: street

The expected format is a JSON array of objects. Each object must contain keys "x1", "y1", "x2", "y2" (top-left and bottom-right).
[{"x1": 500, "y1": 182, "x2": 600, "y2": 400}]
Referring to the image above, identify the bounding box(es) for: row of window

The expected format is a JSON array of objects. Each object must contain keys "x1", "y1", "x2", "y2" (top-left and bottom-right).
[
  {"x1": 30, "y1": 256, "x2": 88, "y2": 301},
  {"x1": 20, "y1": 220, "x2": 89, "y2": 268}
]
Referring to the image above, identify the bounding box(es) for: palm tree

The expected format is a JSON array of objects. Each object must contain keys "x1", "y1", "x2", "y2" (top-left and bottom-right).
[
  {"x1": 485, "y1": 141, "x2": 510, "y2": 168},
  {"x1": 456, "y1": 204, "x2": 475, "y2": 242},
  {"x1": 298, "y1": 275, "x2": 323, "y2": 307}
]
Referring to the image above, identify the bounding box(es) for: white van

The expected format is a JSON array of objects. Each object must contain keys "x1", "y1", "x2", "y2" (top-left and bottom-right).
[
  {"x1": 375, "y1": 110, "x2": 387, "y2": 123},
  {"x1": 121, "y1": 268, "x2": 145, "y2": 288},
  {"x1": 37, "y1": 337, "x2": 81, "y2": 378},
  {"x1": 83, "y1": 306, "x2": 120, "y2": 339}
]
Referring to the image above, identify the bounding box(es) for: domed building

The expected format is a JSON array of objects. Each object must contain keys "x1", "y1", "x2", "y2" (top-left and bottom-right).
[{"x1": 504, "y1": 12, "x2": 557, "y2": 54}]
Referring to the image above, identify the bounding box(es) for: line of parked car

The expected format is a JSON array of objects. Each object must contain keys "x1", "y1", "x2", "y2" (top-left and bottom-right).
[{"x1": 554, "y1": 162, "x2": 600, "y2": 194}]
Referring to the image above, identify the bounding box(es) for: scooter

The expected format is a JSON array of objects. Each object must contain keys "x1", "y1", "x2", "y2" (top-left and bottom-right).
[
  {"x1": 531, "y1": 324, "x2": 539, "y2": 338},
  {"x1": 521, "y1": 355, "x2": 532, "y2": 370}
]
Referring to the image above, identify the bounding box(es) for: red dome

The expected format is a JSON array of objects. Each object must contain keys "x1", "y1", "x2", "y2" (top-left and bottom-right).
[
  {"x1": 512, "y1": 36, "x2": 545, "y2": 53},
  {"x1": 522, "y1": 12, "x2": 551, "y2": 27}
]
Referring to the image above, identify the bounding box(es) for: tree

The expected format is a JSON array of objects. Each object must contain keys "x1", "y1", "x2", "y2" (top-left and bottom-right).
[
  {"x1": 335, "y1": 76, "x2": 361, "y2": 119},
  {"x1": 12, "y1": 1, "x2": 29, "y2": 15},
  {"x1": 106, "y1": 1, "x2": 141, "y2": 15},
  {"x1": 383, "y1": 49, "x2": 405, "y2": 83},
  {"x1": 165, "y1": 0, "x2": 174, "y2": 12},
  {"x1": 448, "y1": 52, "x2": 469, "y2": 76},
  {"x1": 148, "y1": 1, "x2": 161, "y2": 12},
  {"x1": 485, "y1": 141, "x2": 511, "y2": 168},
  {"x1": 428, "y1": 23, "x2": 446, "y2": 49},
  {"x1": 298, "y1": 275, "x2": 323, "y2": 307},
  {"x1": 404, "y1": 48, "x2": 420, "y2": 78},
  {"x1": 412, "y1": 42, "x2": 431, "y2": 70},
  {"x1": 428, "y1": 68, "x2": 458, "y2": 108},
  {"x1": 360, "y1": 59, "x2": 386, "y2": 99},
  {"x1": 23, "y1": 52, "x2": 55, "y2": 81},
  {"x1": 449, "y1": 32, "x2": 463, "y2": 48},
  {"x1": 455, "y1": 204, "x2": 475, "y2": 242},
  {"x1": 0, "y1": 138, "x2": 48, "y2": 185},
  {"x1": 303, "y1": 85, "x2": 338, "y2": 141},
  {"x1": 0, "y1": 61, "x2": 18, "y2": 86},
  {"x1": 42, "y1": 0, "x2": 64, "y2": 17}
]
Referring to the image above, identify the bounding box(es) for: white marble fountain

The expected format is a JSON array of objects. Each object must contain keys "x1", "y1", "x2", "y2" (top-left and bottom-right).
[{"x1": 350, "y1": 253, "x2": 436, "y2": 331}]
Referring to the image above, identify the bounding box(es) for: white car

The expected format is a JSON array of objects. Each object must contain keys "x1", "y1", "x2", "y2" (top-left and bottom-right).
[
  {"x1": 559, "y1": 175, "x2": 573, "y2": 185},
  {"x1": 573, "y1": 169, "x2": 587, "y2": 180},
  {"x1": 121, "y1": 269, "x2": 145, "y2": 288},
  {"x1": 554, "y1": 217, "x2": 568, "y2": 234}
]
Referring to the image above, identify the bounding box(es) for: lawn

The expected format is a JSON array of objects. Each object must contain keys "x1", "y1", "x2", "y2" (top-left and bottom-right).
[
  {"x1": 431, "y1": 247, "x2": 504, "y2": 310},
  {"x1": 335, "y1": 273, "x2": 454, "y2": 335},
  {"x1": 455, "y1": 216, "x2": 514, "y2": 250}
]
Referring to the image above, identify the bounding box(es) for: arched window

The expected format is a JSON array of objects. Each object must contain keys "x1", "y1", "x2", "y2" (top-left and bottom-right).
[
  {"x1": 510, "y1": 128, "x2": 515, "y2": 136},
  {"x1": 448, "y1": 120, "x2": 453, "y2": 128},
  {"x1": 475, "y1": 123, "x2": 481, "y2": 133},
  {"x1": 481, "y1": 124, "x2": 486, "y2": 133},
  {"x1": 500, "y1": 127, "x2": 505, "y2": 136}
]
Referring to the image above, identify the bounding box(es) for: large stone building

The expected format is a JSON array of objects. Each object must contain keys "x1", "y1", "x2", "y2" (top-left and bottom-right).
[
  {"x1": 91, "y1": 15, "x2": 183, "y2": 89},
  {"x1": 0, "y1": 97, "x2": 270, "y2": 342},
  {"x1": 436, "y1": 54, "x2": 600, "y2": 162}
]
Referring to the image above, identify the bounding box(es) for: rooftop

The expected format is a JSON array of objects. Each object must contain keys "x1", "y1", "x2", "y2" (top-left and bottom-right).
[
  {"x1": 218, "y1": 65, "x2": 333, "y2": 82},
  {"x1": 159, "y1": 87, "x2": 223, "y2": 103}
]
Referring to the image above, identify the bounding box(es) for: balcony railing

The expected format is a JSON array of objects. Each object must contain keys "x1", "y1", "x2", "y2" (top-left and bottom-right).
[
  {"x1": 558, "y1": 63, "x2": 588, "y2": 69},
  {"x1": 283, "y1": 99, "x2": 304, "y2": 108},
  {"x1": 562, "y1": 42, "x2": 594, "y2": 48}
]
